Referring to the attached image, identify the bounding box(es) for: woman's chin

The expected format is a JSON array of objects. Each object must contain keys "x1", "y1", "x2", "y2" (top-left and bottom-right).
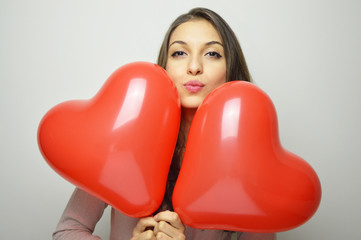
[{"x1": 180, "y1": 97, "x2": 204, "y2": 110}]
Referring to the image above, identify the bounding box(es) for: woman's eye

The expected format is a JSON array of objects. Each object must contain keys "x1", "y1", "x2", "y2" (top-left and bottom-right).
[
  {"x1": 171, "y1": 51, "x2": 186, "y2": 57},
  {"x1": 206, "y1": 51, "x2": 222, "y2": 58}
]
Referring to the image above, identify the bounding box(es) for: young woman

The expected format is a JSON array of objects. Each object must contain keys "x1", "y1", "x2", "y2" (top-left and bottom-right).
[{"x1": 53, "y1": 8, "x2": 276, "y2": 240}]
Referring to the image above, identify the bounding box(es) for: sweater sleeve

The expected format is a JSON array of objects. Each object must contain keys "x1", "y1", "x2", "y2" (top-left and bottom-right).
[
  {"x1": 53, "y1": 188, "x2": 108, "y2": 240},
  {"x1": 238, "y1": 232, "x2": 276, "y2": 240}
]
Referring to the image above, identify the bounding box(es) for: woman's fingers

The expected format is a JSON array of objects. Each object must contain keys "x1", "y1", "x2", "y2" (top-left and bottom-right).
[
  {"x1": 131, "y1": 230, "x2": 156, "y2": 240},
  {"x1": 153, "y1": 211, "x2": 185, "y2": 239},
  {"x1": 132, "y1": 211, "x2": 185, "y2": 239},
  {"x1": 132, "y1": 216, "x2": 158, "y2": 237},
  {"x1": 155, "y1": 231, "x2": 172, "y2": 240},
  {"x1": 154, "y1": 211, "x2": 185, "y2": 231},
  {"x1": 154, "y1": 220, "x2": 183, "y2": 239}
]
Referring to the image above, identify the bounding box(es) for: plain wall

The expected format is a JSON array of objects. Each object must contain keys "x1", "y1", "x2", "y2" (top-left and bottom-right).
[{"x1": 1, "y1": 0, "x2": 360, "y2": 239}]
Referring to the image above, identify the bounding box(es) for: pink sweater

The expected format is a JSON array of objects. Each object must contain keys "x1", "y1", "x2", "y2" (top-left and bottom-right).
[{"x1": 53, "y1": 188, "x2": 276, "y2": 240}]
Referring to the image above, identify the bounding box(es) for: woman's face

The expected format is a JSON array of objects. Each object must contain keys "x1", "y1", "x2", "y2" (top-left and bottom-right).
[{"x1": 166, "y1": 19, "x2": 227, "y2": 109}]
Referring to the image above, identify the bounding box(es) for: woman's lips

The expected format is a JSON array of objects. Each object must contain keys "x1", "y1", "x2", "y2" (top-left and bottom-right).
[{"x1": 184, "y1": 80, "x2": 205, "y2": 93}]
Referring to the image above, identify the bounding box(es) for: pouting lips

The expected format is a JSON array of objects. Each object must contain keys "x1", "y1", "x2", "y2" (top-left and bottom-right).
[{"x1": 184, "y1": 80, "x2": 205, "y2": 93}]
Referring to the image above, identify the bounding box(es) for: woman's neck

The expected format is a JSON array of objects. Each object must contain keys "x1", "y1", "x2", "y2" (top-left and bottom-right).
[{"x1": 180, "y1": 107, "x2": 197, "y2": 139}]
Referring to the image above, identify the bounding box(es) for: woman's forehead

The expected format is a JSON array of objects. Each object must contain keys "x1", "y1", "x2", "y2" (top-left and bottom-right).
[{"x1": 169, "y1": 19, "x2": 222, "y2": 46}]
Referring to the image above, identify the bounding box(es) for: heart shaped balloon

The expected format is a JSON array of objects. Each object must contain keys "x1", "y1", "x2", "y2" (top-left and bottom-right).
[
  {"x1": 173, "y1": 81, "x2": 321, "y2": 232},
  {"x1": 38, "y1": 62, "x2": 180, "y2": 217}
]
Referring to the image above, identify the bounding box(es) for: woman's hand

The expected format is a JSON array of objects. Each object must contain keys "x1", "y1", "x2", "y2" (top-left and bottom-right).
[
  {"x1": 131, "y1": 216, "x2": 158, "y2": 240},
  {"x1": 153, "y1": 210, "x2": 186, "y2": 240},
  {"x1": 131, "y1": 211, "x2": 185, "y2": 240}
]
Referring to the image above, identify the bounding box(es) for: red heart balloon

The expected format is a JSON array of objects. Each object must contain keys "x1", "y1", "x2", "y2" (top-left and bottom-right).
[
  {"x1": 173, "y1": 81, "x2": 321, "y2": 232},
  {"x1": 38, "y1": 62, "x2": 180, "y2": 217}
]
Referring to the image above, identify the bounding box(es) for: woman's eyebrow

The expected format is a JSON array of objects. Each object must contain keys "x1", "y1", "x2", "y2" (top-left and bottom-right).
[
  {"x1": 168, "y1": 40, "x2": 223, "y2": 48},
  {"x1": 205, "y1": 41, "x2": 223, "y2": 47},
  {"x1": 169, "y1": 40, "x2": 187, "y2": 48}
]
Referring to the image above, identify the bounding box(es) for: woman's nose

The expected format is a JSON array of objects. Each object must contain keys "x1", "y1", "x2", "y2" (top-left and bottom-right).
[{"x1": 187, "y1": 57, "x2": 203, "y2": 75}]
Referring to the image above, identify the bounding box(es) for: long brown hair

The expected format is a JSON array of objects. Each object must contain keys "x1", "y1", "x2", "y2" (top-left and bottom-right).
[{"x1": 156, "y1": 7, "x2": 252, "y2": 212}]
